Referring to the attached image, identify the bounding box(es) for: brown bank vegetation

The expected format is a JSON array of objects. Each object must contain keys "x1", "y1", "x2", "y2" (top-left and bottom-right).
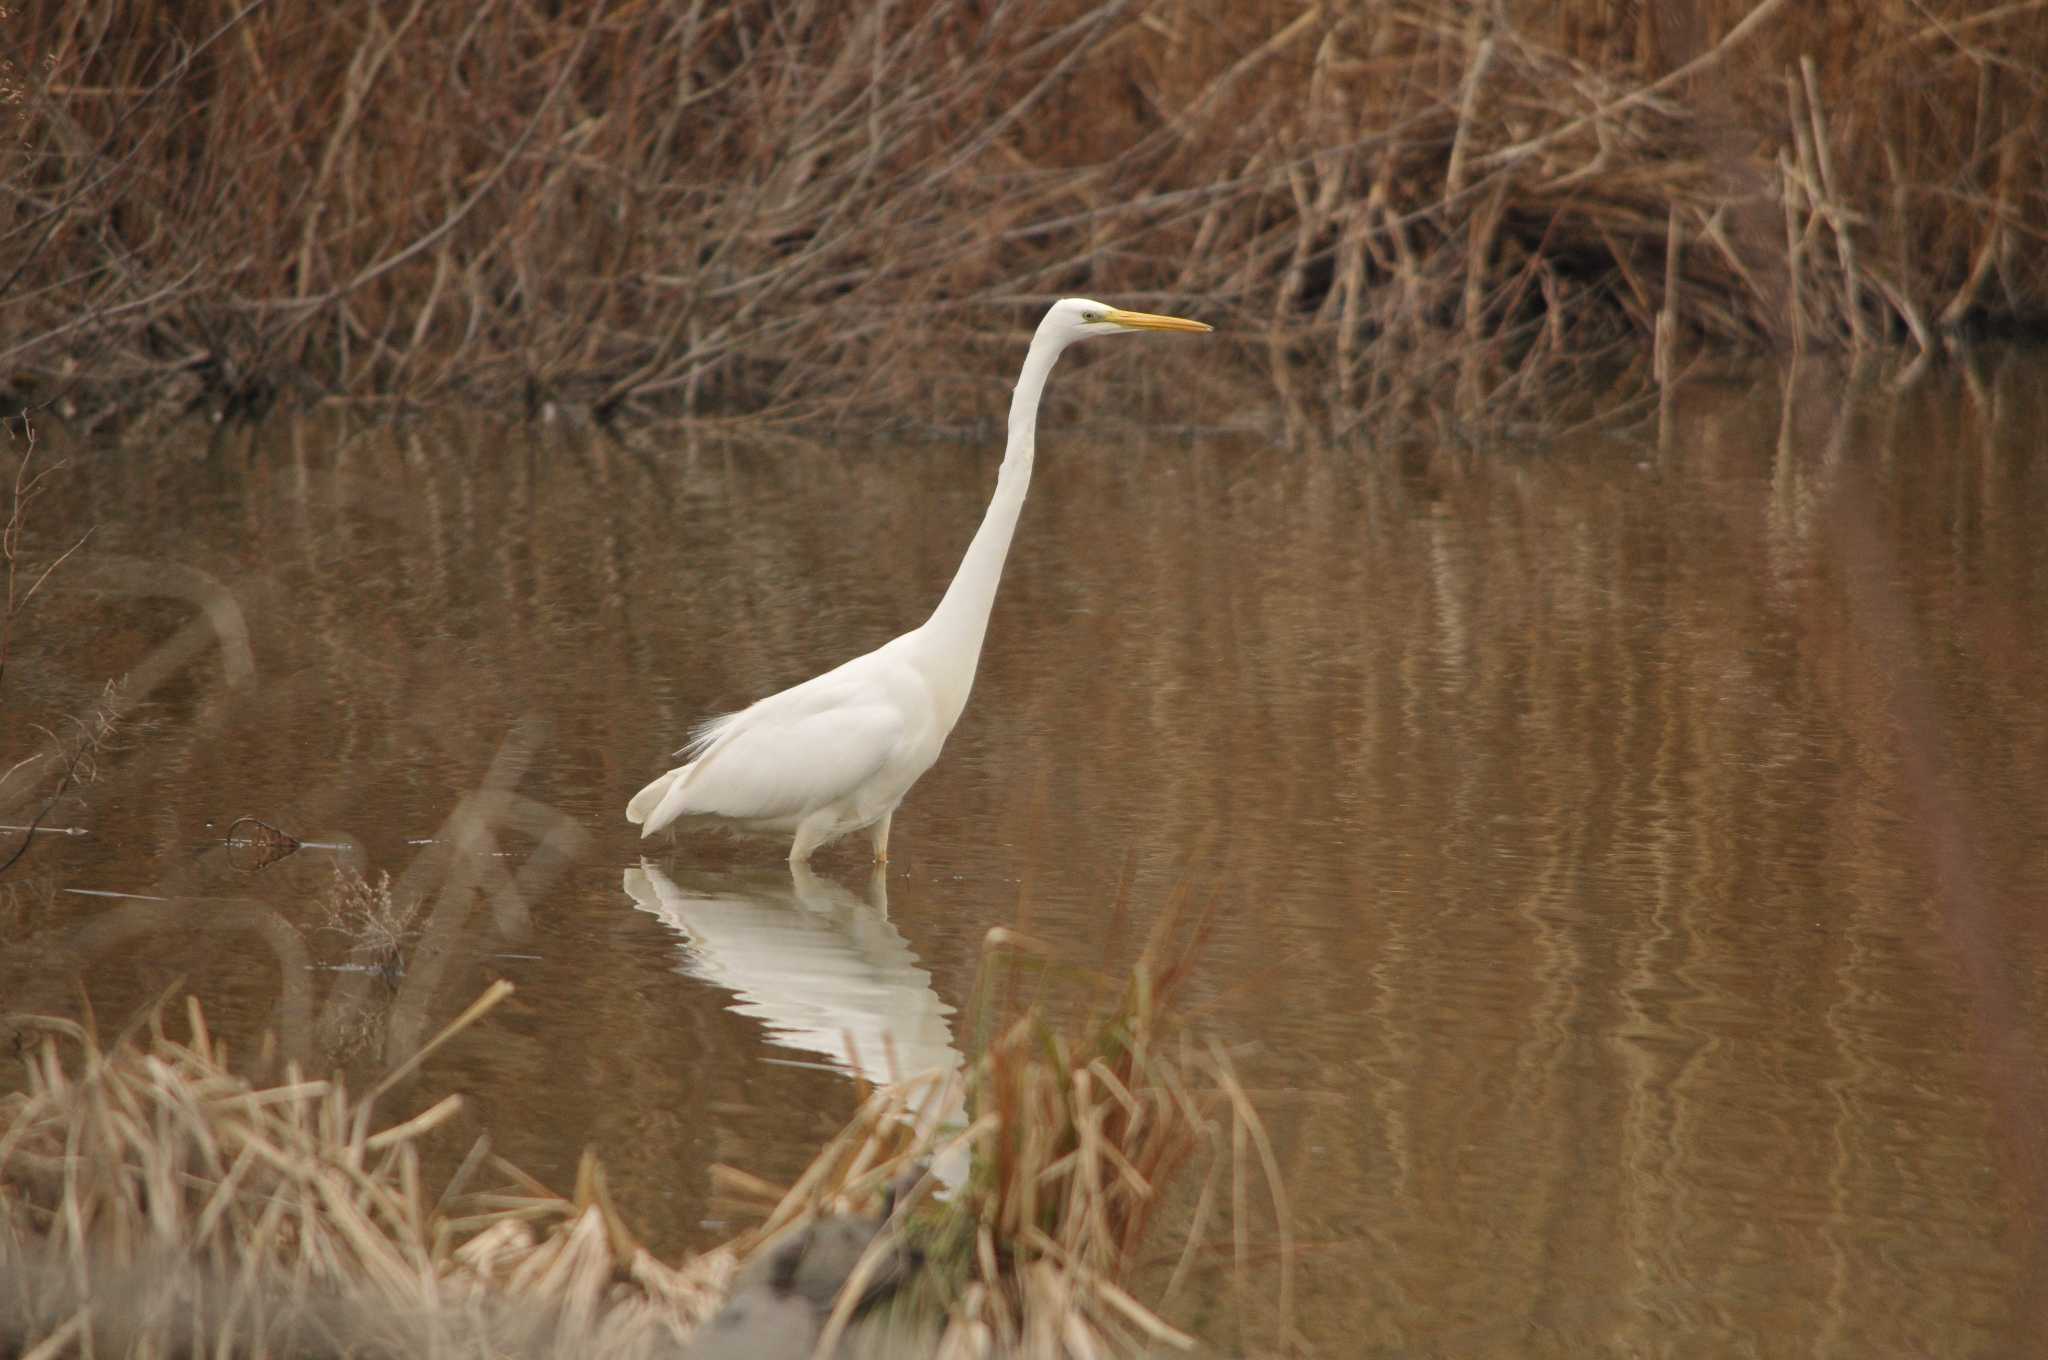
[
  {"x1": 1, "y1": 0, "x2": 2044, "y2": 434},
  {"x1": 2, "y1": 899, "x2": 1290, "y2": 1358}
]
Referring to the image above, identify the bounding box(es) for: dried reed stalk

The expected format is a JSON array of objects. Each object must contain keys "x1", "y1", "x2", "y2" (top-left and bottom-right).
[
  {"x1": 4, "y1": 890, "x2": 1290, "y2": 1357},
  {"x1": 716, "y1": 886, "x2": 1297, "y2": 1357},
  {"x1": 1, "y1": 0, "x2": 2042, "y2": 437},
  {"x1": 0, "y1": 982, "x2": 728, "y2": 1358}
]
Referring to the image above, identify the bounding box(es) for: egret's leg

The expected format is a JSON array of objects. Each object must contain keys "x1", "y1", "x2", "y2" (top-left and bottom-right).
[
  {"x1": 867, "y1": 811, "x2": 893, "y2": 864},
  {"x1": 789, "y1": 814, "x2": 833, "y2": 866}
]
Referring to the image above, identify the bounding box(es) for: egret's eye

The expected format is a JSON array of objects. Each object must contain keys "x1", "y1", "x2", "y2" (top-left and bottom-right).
[{"x1": 1082, "y1": 311, "x2": 1102, "y2": 323}]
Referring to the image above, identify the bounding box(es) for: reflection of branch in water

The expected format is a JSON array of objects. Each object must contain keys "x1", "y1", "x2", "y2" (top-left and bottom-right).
[
  {"x1": 0, "y1": 421, "x2": 111, "y2": 879},
  {"x1": 623, "y1": 860, "x2": 967, "y2": 1185},
  {"x1": 13, "y1": 721, "x2": 586, "y2": 1081},
  {"x1": 311, "y1": 718, "x2": 589, "y2": 1071},
  {"x1": 316, "y1": 868, "x2": 420, "y2": 969},
  {"x1": 0, "y1": 680, "x2": 120, "y2": 879},
  {"x1": 0, "y1": 416, "x2": 93, "y2": 699},
  {"x1": 0, "y1": 551, "x2": 255, "y2": 873},
  {"x1": 0, "y1": 875, "x2": 54, "y2": 945},
  {"x1": 309, "y1": 867, "x2": 423, "y2": 1059}
]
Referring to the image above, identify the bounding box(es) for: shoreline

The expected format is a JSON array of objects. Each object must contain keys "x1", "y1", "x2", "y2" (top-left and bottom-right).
[{"x1": 3, "y1": 1, "x2": 2044, "y2": 430}]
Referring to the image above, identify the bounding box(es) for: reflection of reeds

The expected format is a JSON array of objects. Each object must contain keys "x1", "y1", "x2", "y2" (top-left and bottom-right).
[
  {"x1": 3, "y1": 2, "x2": 2042, "y2": 430},
  {"x1": 0, "y1": 416, "x2": 101, "y2": 877}
]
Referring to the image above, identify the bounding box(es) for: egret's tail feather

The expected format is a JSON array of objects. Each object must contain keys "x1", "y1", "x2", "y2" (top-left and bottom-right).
[
  {"x1": 626, "y1": 766, "x2": 687, "y2": 828},
  {"x1": 676, "y1": 709, "x2": 742, "y2": 759}
]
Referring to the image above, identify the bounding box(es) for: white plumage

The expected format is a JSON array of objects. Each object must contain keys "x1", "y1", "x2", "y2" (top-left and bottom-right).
[
  {"x1": 622, "y1": 859, "x2": 969, "y2": 1187},
  {"x1": 626, "y1": 297, "x2": 1211, "y2": 864}
]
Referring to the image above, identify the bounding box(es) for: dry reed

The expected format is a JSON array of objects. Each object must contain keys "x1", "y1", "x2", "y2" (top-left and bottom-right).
[
  {"x1": 3, "y1": 893, "x2": 1287, "y2": 1357},
  {"x1": 0, "y1": 980, "x2": 730, "y2": 1357},
  {"x1": 710, "y1": 889, "x2": 1294, "y2": 1357},
  {"x1": 0, "y1": 0, "x2": 2043, "y2": 435}
]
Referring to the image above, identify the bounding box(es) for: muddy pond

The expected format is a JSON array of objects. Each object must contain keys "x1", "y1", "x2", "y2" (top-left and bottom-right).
[{"x1": 5, "y1": 356, "x2": 2048, "y2": 1356}]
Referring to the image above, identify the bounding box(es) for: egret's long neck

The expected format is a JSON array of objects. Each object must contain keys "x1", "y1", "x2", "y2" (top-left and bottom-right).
[{"x1": 918, "y1": 330, "x2": 1065, "y2": 721}]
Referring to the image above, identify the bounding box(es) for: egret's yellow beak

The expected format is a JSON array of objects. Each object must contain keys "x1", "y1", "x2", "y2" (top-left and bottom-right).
[{"x1": 1104, "y1": 307, "x2": 1212, "y2": 334}]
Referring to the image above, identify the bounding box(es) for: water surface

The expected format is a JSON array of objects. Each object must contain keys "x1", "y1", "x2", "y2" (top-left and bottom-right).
[{"x1": 5, "y1": 358, "x2": 2047, "y2": 1355}]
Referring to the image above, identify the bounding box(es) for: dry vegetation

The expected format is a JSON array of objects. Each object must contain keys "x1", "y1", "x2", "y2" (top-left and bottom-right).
[
  {"x1": 0, "y1": 982, "x2": 733, "y2": 1359},
  {"x1": 1, "y1": 899, "x2": 1288, "y2": 1358},
  {"x1": 735, "y1": 892, "x2": 1294, "y2": 1357},
  {"x1": 0, "y1": 0, "x2": 2044, "y2": 433},
  {"x1": 0, "y1": 415, "x2": 104, "y2": 880}
]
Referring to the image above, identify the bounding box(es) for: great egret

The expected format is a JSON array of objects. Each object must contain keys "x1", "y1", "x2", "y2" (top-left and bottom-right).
[{"x1": 626, "y1": 298, "x2": 1211, "y2": 864}]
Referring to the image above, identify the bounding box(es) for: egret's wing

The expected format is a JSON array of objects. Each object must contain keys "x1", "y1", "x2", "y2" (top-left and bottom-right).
[
  {"x1": 668, "y1": 641, "x2": 908, "y2": 762},
  {"x1": 651, "y1": 697, "x2": 906, "y2": 826}
]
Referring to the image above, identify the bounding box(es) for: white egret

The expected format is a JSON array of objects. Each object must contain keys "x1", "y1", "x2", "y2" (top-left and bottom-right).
[{"x1": 626, "y1": 297, "x2": 1211, "y2": 863}]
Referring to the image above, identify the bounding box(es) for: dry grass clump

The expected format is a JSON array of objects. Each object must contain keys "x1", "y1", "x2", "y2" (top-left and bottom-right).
[
  {"x1": 0, "y1": 982, "x2": 729, "y2": 1358},
  {"x1": 719, "y1": 894, "x2": 1293, "y2": 1358},
  {"x1": 0, "y1": 415, "x2": 107, "y2": 882},
  {"x1": 1, "y1": 0, "x2": 2044, "y2": 434},
  {"x1": 314, "y1": 865, "x2": 421, "y2": 976},
  {"x1": 3, "y1": 898, "x2": 1287, "y2": 1357},
  {"x1": 0, "y1": 0, "x2": 1177, "y2": 425},
  {"x1": 959, "y1": 912, "x2": 1291, "y2": 1354},
  {"x1": 1121, "y1": 0, "x2": 2048, "y2": 435}
]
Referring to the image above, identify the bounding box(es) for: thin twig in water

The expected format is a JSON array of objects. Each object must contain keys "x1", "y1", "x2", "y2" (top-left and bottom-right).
[
  {"x1": 0, "y1": 705, "x2": 112, "y2": 880},
  {"x1": 0, "y1": 417, "x2": 92, "y2": 697}
]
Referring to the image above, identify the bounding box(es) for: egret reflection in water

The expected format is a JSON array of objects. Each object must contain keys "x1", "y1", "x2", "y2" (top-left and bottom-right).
[{"x1": 622, "y1": 861, "x2": 967, "y2": 1185}]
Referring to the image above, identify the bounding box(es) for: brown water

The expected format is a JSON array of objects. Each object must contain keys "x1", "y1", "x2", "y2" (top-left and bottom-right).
[{"x1": 5, "y1": 357, "x2": 2048, "y2": 1356}]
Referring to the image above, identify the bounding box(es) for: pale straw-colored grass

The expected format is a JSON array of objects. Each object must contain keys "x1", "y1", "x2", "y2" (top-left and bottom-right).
[
  {"x1": 1, "y1": 981, "x2": 728, "y2": 1357},
  {"x1": 3, "y1": 895, "x2": 1290, "y2": 1358}
]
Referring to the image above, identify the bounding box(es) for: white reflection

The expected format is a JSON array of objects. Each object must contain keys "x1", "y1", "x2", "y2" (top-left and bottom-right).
[{"x1": 622, "y1": 860, "x2": 967, "y2": 1187}]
